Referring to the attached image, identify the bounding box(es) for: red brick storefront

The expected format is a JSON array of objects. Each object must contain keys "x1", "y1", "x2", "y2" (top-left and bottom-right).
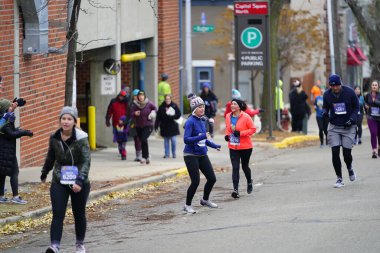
[{"x1": 0, "y1": 1, "x2": 68, "y2": 167}]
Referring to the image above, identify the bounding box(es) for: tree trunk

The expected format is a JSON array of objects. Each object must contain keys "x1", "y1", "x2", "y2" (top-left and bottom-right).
[
  {"x1": 65, "y1": 0, "x2": 81, "y2": 106},
  {"x1": 346, "y1": 0, "x2": 380, "y2": 81},
  {"x1": 261, "y1": 0, "x2": 284, "y2": 134},
  {"x1": 332, "y1": 0, "x2": 342, "y2": 75}
]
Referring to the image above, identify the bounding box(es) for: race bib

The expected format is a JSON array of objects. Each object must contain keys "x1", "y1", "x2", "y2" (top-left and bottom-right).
[
  {"x1": 371, "y1": 107, "x2": 380, "y2": 116},
  {"x1": 60, "y1": 166, "x2": 78, "y2": 185},
  {"x1": 197, "y1": 139, "x2": 206, "y2": 147},
  {"x1": 333, "y1": 103, "x2": 347, "y2": 115},
  {"x1": 230, "y1": 134, "x2": 240, "y2": 146}
]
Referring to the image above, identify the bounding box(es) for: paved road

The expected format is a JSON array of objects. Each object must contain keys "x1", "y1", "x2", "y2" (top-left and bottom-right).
[{"x1": 3, "y1": 133, "x2": 380, "y2": 253}]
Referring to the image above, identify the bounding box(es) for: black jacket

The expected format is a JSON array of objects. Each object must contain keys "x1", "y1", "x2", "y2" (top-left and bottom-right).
[
  {"x1": 154, "y1": 101, "x2": 181, "y2": 137},
  {"x1": 364, "y1": 92, "x2": 380, "y2": 121},
  {"x1": 200, "y1": 91, "x2": 218, "y2": 118},
  {"x1": 289, "y1": 89, "x2": 308, "y2": 117},
  {"x1": 0, "y1": 121, "x2": 31, "y2": 176}
]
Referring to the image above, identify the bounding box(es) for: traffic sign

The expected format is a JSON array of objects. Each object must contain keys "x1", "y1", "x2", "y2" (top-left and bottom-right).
[
  {"x1": 241, "y1": 27, "x2": 263, "y2": 49},
  {"x1": 193, "y1": 25, "x2": 215, "y2": 33}
]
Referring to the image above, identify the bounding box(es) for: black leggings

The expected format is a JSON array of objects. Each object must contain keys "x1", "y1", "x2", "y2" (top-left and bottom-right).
[
  {"x1": 136, "y1": 127, "x2": 153, "y2": 159},
  {"x1": 356, "y1": 114, "x2": 363, "y2": 140},
  {"x1": 184, "y1": 155, "x2": 216, "y2": 206},
  {"x1": 229, "y1": 149, "x2": 252, "y2": 190},
  {"x1": 331, "y1": 146, "x2": 352, "y2": 179},
  {"x1": 50, "y1": 182, "x2": 90, "y2": 246},
  {"x1": 291, "y1": 115, "x2": 304, "y2": 132},
  {"x1": 0, "y1": 159, "x2": 19, "y2": 196},
  {"x1": 316, "y1": 117, "x2": 328, "y2": 145}
]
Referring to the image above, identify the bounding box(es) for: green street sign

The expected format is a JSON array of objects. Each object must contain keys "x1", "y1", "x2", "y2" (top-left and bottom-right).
[
  {"x1": 241, "y1": 27, "x2": 262, "y2": 49},
  {"x1": 193, "y1": 25, "x2": 215, "y2": 33}
]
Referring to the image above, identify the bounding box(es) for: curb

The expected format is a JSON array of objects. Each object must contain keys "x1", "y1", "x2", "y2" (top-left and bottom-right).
[
  {"x1": 272, "y1": 135, "x2": 319, "y2": 149},
  {"x1": 0, "y1": 167, "x2": 187, "y2": 225}
]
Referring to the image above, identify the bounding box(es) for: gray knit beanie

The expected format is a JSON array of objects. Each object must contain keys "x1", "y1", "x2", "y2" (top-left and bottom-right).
[
  {"x1": 190, "y1": 96, "x2": 205, "y2": 112},
  {"x1": 59, "y1": 106, "x2": 78, "y2": 122},
  {"x1": 0, "y1": 99, "x2": 11, "y2": 114}
]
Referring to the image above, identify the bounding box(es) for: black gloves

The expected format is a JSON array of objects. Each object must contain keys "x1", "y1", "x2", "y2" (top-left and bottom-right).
[
  {"x1": 322, "y1": 110, "x2": 329, "y2": 119},
  {"x1": 13, "y1": 97, "x2": 26, "y2": 107},
  {"x1": 344, "y1": 118, "x2": 354, "y2": 129},
  {"x1": 259, "y1": 109, "x2": 265, "y2": 113},
  {"x1": 224, "y1": 135, "x2": 230, "y2": 142},
  {"x1": 233, "y1": 130, "x2": 240, "y2": 137},
  {"x1": 106, "y1": 120, "x2": 111, "y2": 127},
  {"x1": 23, "y1": 130, "x2": 33, "y2": 137},
  {"x1": 40, "y1": 173, "x2": 47, "y2": 182}
]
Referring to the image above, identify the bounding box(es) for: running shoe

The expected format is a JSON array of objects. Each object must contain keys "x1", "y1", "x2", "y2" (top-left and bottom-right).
[
  {"x1": 247, "y1": 180, "x2": 253, "y2": 194},
  {"x1": 200, "y1": 199, "x2": 218, "y2": 208},
  {"x1": 75, "y1": 244, "x2": 86, "y2": 253},
  {"x1": 348, "y1": 169, "x2": 356, "y2": 182},
  {"x1": 372, "y1": 152, "x2": 378, "y2": 159},
  {"x1": 11, "y1": 196, "x2": 27, "y2": 204},
  {"x1": 146, "y1": 158, "x2": 150, "y2": 164},
  {"x1": 140, "y1": 158, "x2": 146, "y2": 164},
  {"x1": 231, "y1": 189, "x2": 240, "y2": 199},
  {"x1": 358, "y1": 139, "x2": 362, "y2": 145},
  {"x1": 134, "y1": 158, "x2": 141, "y2": 162},
  {"x1": 45, "y1": 245, "x2": 59, "y2": 253},
  {"x1": 334, "y1": 178, "x2": 345, "y2": 188},
  {"x1": 0, "y1": 197, "x2": 9, "y2": 203},
  {"x1": 183, "y1": 205, "x2": 196, "y2": 214}
]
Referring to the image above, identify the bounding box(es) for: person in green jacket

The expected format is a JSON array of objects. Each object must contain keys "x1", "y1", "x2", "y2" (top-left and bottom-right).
[
  {"x1": 41, "y1": 106, "x2": 91, "y2": 253},
  {"x1": 158, "y1": 73, "x2": 172, "y2": 105},
  {"x1": 275, "y1": 79, "x2": 284, "y2": 123}
]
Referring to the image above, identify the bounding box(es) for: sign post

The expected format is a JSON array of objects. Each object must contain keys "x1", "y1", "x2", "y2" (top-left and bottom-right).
[{"x1": 234, "y1": 1, "x2": 273, "y2": 139}]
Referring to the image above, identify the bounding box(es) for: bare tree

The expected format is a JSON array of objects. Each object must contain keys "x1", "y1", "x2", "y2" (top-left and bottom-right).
[{"x1": 345, "y1": 0, "x2": 380, "y2": 80}]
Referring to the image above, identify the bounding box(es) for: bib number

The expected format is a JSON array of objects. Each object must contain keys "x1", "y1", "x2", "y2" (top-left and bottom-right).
[
  {"x1": 371, "y1": 107, "x2": 380, "y2": 116},
  {"x1": 230, "y1": 134, "x2": 240, "y2": 146},
  {"x1": 333, "y1": 103, "x2": 347, "y2": 115},
  {"x1": 60, "y1": 166, "x2": 78, "y2": 185}
]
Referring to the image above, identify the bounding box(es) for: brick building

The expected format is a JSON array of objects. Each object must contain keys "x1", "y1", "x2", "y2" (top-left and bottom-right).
[{"x1": 0, "y1": 0, "x2": 68, "y2": 167}]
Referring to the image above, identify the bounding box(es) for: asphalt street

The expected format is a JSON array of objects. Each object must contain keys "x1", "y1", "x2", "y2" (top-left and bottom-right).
[{"x1": 3, "y1": 130, "x2": 380, "y2": 253}]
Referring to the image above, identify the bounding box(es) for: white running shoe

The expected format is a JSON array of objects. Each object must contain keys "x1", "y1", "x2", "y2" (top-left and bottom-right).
[
  {"x1": 45, "y1": 245, "x2": 59, "y2": 253},
  {"x1": 348, "y1": 169, "x2": 356, "y2": 182},
  {"x1": 334, "y1": 178, "x2": 345, "y2": 188},
  {"x1": 200, "y1": 199, "x2": 218, "y2": 208},
  {"x1": 183, "y1": 205, "x2": 196, "y2": 214},
  {"x1": 75, "y1": 244, "x2": 86, "y2": 253}
]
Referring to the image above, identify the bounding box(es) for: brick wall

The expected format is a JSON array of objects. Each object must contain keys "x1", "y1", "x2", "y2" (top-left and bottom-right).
[
  {"x1": 0, "y1": 1, "x2": 68, "y2": 167},
  {"x1": 158, "y1": 0, "x2": 180, "y2": 105}
]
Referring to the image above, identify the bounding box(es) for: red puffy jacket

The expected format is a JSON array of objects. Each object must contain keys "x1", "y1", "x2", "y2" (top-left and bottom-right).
[{"x1": 106, "y1": 98, "x2": 128, "y2": 127}]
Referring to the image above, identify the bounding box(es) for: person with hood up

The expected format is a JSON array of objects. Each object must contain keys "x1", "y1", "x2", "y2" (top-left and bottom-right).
[
  {"x1": 158, "y1": 73, "x2": 172, "y2": 105},
  {"x1": 199, "y1": 82, "x2": 218, "y2": 137},
  {"x1": 126, "y1": 89, "x2": 143, "y2": 161},
  {"x1": 0, "y1": 99, "x2": 33, "y2": 205},
  {"x1": 289, "y1": 80, "x2": 308, "y2": 132},
  {"x1": 130, "y1": 90, "x2": 157, "y2": 164},
  {"x1": 155, "y1": 94, "x2": 181, "y2": 158},
  {"x1": 105, "y1": 90, "x2": 129, "y2": 129}
]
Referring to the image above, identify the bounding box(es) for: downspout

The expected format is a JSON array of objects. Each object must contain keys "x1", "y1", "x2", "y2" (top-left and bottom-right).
[
  {"x1": 14, "y1": 1, "x2": 21, "y2": 163},
  {"x1": 115, "y1": 0, "x2": 122, "y2": 91},
  {"x1": 179, "y1": 0, "x2": 183, "y2": 112},
  {"x1": 185, "y1": 0, "x2": 192, "y2": 94}
]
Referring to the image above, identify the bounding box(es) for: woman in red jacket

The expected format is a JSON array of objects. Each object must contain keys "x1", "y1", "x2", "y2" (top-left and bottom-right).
[{"x1": 225, "y1": 99, "x2": 256, "y2": 199}]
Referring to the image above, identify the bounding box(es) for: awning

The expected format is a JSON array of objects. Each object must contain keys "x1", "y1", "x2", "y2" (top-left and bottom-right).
[
  {"x1": 347, "y1": 47, "x2": 362, "y2": 65},
  {"x1": 354, "y1": 46, "x2": 367, "y2": 61}
]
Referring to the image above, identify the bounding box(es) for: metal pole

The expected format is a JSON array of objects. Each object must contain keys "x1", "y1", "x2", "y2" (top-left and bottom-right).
[
  {"x1": 115, "y1": 0, "x2": 122, "y2": 90},
  {"x1": 14, "y1": 0, "x2": 21, "y2": 163},
  {"x1": 179, "y1": 0, "x2": 184, "y2": 112},
  {"x1": 185, "y1": 0, "x2": 192, "y2": 95},
  {"x1": 267, "y1": 10, "x2": 274, "y2": 139},
  {"x1": 327, "y1": 0, "x2": 336, "y2": 73}
]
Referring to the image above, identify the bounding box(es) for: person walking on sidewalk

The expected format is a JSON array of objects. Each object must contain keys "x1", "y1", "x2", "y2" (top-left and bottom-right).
[
  {"x1": 127, "y1": 89, "x2": 142, "y2": 162},
  {"x1": 224, "y1": 99, "x2": 256, "y2": 199},
  {"x1": 183, "y1": 96, "x2": 221, "y2": 214},
  {"x1": 289, "y1": 80, "x2": 308, "y2": 133},
  {"x1": 364, "y1": 80, "x2": 380, "y2": 158},
  {"x1": 0, "y1": 99, "x2": 33, "y2": 204},
  {"x1": 155, "y1": 94, "x2": 181, "y2": 158},
  {"x1": 41, "y1": 107, "x2": 91, "y2": 253},
  {"x1": 323, "y1": 74, "x2": 359, "y2": 188},
  {"x1": 199, "y1": 82, "x2": 218, "y2": 138},
  {"x1": 113, "y1": 115, "x2": 128, "y2": 160},
  {"x1": 158, "y1": 73, "x2": 172, "y2": 106},
  {"x1": 314, "y1": 88, "x2": 328, "y2": 147},
  {"x1": 105, "y1": 90, "x2": 129, "y2": 133},
  {"x1": 130, "y1": 90, "x2": 157, "y2": 164},
  {"x1": 354, "y1": 85, "x2": 365, "y2": 145}
]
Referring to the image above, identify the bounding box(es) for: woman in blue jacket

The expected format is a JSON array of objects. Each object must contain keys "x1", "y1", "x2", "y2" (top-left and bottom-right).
[{"x1": 183, "y1": 96, "x2": 221, "y2": 214}]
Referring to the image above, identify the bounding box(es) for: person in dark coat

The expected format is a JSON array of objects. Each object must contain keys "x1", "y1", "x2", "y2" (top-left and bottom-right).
[
  {"x1": 155, "y1": 95, "x2": 181, "y2": 158},
  {"x1": 0, "y1": 99, "x2": 33, "y2": 204},
  {"x1": 289, "y1": 80, "x2": 308, "y2": 132},
  {"x1": 199, "y1": 82, "x2": 218, "y2": 137},
  {"x1": 130, "y1": 90, "x2": 157, "y2": 164}
]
